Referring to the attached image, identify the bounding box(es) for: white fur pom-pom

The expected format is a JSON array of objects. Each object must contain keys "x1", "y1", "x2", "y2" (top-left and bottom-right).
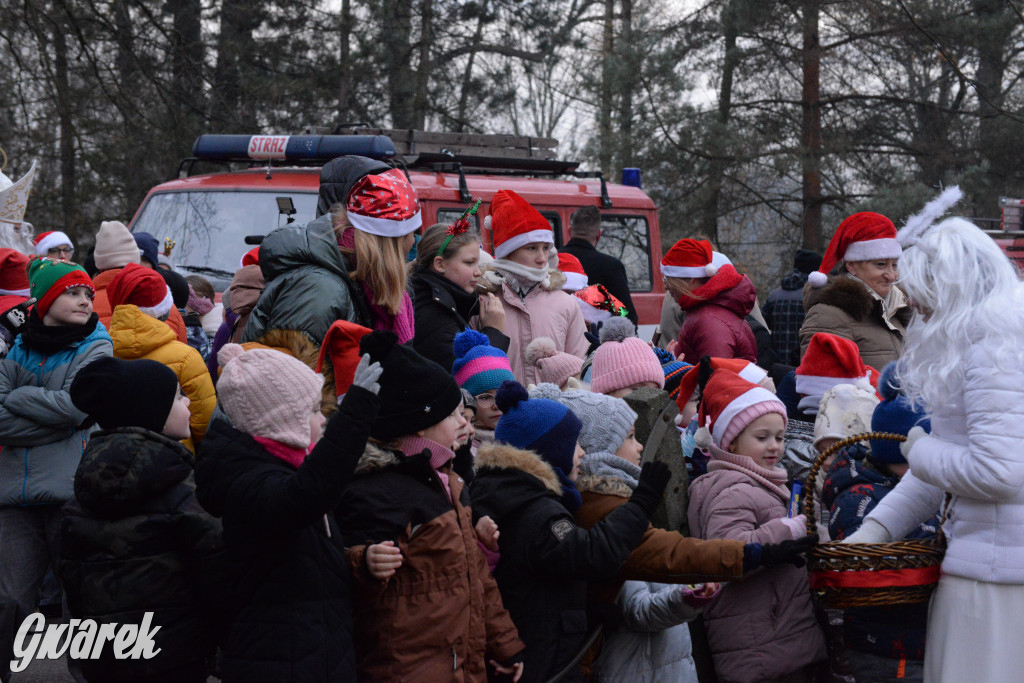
[
  {"x1": 705, "y1": 264, "x2": 718, "y2": 277},
  {"x1": 484, "y1": 214, "x2": 492, "y2": 231},
  {"x1": 674, "y1": 413, "x2": 685, "y2": 426},
  {"x1": 693, "y1": 425, "x2": 714, "y2": 450},
  {"x1": 525, "y1": 337, "x2": 558, "y2": 367},
  {"x1": 808, "y1": 270, "x2": 828, "y2": 287}
]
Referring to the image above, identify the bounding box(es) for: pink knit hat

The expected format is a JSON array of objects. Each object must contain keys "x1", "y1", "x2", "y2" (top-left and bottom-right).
[
  {"x1": 525, "y1": 337, "x2": 584, "y2": 388},
  {"x1": 217, "y1": 343, "x2": 324, "y2": 449},
  {"x1": 590, "y1": 318, "x2": 664, "y2": 395},
  {"x1": 694, "y1": 368, "x2": 787, "y2": 450}
]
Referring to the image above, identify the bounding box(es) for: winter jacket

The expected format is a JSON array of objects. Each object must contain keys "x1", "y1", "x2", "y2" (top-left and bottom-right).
[
  {"x1": 183, "y1": 310, "x2": 212, "y2": 362},
  {"x1": 867, "y1": 341, "x2": 1024, "y2": 584},
  {"x1": 591, "y1": 581, "x2": 702, "y2": 683},
  {"x1": 688, "y1": 467, "x2": 826, "y2": 682},
  {"x1": 410, "y1": 269, "x2": 510, "y2": 371},
  {"x1": 476, "y1": 267, "x2": 589, "y2": 386},
  {"x1": 745, "y1": 313, "x2": 777, "y2": 371},
  {"x1": 469, "y1": 443, "x2": 652, "y2": 683},
  {"x1": 800, "y1": 275, "x2": 912, "y2": 372},
  {"x1": 225, "y1": 264, "x2": 265, "y2": 344},
  {"x1": 657, "y1": 292, "x2": 684, "y2": 350},
  {"x1": 194, "y1": 386, "x2": 379, "y2": 683},
  {"x1": 762, "y1": 270, "x2": 810, "y2": 366},
  {"x1": 560, "y1": 238, "x2": 638, "y2": 325},
  {"x1": 94, "y1": 267, "x2": 189, "y2": 344},
  {"x1": 0, "y1": 321, "x2": 112, "y2": 507},
  {"x1": 109, "y1": 304, "x2": 215, "y2": 451},
  {"x1": 242, "y1": 214, "x2": 372, "y2": 347},
  {"x1": 675, "y1": 266, "x2": 758, "y2": 365},
  {"x1": 59, "y1": 427, "x2": 227, "y2": 682},
  {"x1": 821, "y1": 444, "x2": 933, "y2": 660},
  {"x1": 337, "y1": 442, "x2": 523, "y2": 681}
]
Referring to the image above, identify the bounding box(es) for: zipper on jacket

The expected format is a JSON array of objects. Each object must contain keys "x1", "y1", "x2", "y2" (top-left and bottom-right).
[{"x1": 452, "y1": 646, "x2": 457, "y2": 671}]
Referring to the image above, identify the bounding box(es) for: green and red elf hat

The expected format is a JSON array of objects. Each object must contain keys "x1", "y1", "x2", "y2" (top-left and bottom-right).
[{"x1": 28, "y1": 257, "x2": 94, "y2": 317}]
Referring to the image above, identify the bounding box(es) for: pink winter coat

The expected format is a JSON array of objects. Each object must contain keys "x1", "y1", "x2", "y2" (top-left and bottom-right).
[
  {"x1": 675, "y1": 265, "x2": 757, "y2": 365},
  {"x1": 687, "y1": 467, "x2": 826, "y2": 683},
  {"x1": 475, "y1": 268, "x2": 589, "y2": 386}
]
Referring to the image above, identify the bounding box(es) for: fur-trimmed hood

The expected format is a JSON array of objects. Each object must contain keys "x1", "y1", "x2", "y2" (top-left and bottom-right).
[
  {"x1": 249, "y1": 328, "x2": 338, "y2": 415},
  {"x1": 475, "y1": 442, "x2": 562, "y2": 496},
  {"x1": 353, "y1": 440, "x2": 403, "y2": 477},
  {"x1": 803, "y1": 274, "x2": 911, "y2": 324},
  {"x1": 478, "y1": 264, "x2": 568, "y2": 295},
  {"x1": 575, "y1": 473, "x2": 634, "y2": 499}
]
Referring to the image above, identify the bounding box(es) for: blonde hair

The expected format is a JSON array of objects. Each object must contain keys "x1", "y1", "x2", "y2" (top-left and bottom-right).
[{"x1": 330, "y1": 206, "x2": 409, "y2": 314}]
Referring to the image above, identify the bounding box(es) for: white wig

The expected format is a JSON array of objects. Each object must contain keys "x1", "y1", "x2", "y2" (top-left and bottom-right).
[{"x1": 897, "y1": 217, "x2": 1024, "y2": 411}]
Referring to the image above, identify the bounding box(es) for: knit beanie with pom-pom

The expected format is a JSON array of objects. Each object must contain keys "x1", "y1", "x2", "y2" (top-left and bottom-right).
[
  {"x1": 216, "y1": 343, "x2": 324, "y2": 449},
  {"x1": 495, "y1": 380, "x2": 584, "y2": 511},
  {"x1": 813, "y1": 383, "x2": 879, "y2": 448},
  {"x1": 590, "y1": 317, "x2": 664, "y2": 395},
  {"x1": 525, "y1": 337, "x2": 584, "y2": 389},
  {"x1": 452, "y1": 328, "x2": 515, "y2": 396},
  {"x1": 870, "y1": 362, "x2": 931, "y2": 464}
]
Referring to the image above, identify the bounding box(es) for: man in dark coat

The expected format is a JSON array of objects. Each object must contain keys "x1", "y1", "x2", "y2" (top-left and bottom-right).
[
  {"x1": 761, "y1": 249, "x2": 821, "y2": 366},
  {"x1": 560, "y1": 206, "x2": 638, "y2": 325}
]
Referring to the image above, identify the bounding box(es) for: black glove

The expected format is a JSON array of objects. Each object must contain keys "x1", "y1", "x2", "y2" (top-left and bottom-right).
[
  {"x1": 743, "y1": 534, "x2": 819, "y2": 571},
  {"x1": 629, "y1": 461, "x2": 672, "y2": 517}
]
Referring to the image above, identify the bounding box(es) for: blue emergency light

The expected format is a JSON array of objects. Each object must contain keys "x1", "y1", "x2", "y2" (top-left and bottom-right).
[
  {"x1": 621, "y1": 168, "x2": 642, "y2": 188},
  {"x1": 191, "y1": 134, "x2": 397, "y2": 162}
]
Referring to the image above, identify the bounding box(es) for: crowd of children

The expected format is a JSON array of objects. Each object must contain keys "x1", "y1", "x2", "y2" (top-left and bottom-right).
[{"x1": 1, "y1": 160, "x2": 1022, "y2": 683}]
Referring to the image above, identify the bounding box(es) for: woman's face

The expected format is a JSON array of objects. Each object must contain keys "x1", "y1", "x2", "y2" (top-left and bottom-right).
[
  {"x1": 665, "y1": 276, "x2": 707, "y2": 300},
  {"x1": 846, "y1": 259, "x2": 898, "y2": 298},
  {"x1": 506, "y1": 242, "x2": 551, "y2": 269},
  {"x1": 434, "y1": 243, "x2": 482, "y2": 294}
]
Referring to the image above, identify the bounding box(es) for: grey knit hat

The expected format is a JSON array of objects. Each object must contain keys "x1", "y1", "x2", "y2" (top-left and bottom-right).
[{"x1": 529, "y1": 383, "x2": 637, "y2": 457}]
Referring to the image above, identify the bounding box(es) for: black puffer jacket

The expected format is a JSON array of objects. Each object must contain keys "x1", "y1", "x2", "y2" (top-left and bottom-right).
[
  {"x1": 410, "y1": 269, "x2": 510, "y2": 371},
  {"x1": 469, "y1": 443, "x2": 651, "y2": 683},
  {"x1": 59, "y1": 427, "x2": 227, "y2": 682},
  {"x1": 195, "y1": 387, "x2": 379, "y2": 683}
]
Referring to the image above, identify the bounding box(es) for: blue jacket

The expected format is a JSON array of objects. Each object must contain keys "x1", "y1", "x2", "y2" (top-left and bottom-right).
[{"x1": 0, "y1": 323, "x2": 112, "y2": 506}]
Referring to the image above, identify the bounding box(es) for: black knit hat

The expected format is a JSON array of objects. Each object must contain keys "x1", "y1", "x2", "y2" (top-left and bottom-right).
[
  {"x1": 159, "y1": 268, "x2": 190, "y2": 309},
  {"x1": 794, "y1": 249, "x2": 823, "y2": 275},
  {"x1": 70, "y1": 357, "x2": 179, "y2": 433},
  {"x1": 360, "y1": 331, "x2": 463, "y2": 440}
]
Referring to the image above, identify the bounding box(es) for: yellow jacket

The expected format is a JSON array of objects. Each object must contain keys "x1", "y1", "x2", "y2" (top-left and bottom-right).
[{"x1": 109, "y1": 304, "x2": 216, "y2": 451}]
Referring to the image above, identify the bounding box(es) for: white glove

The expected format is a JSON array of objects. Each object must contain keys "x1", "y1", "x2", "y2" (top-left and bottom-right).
[
  {"x1": 780, "y1": 515, "x2": 809, "y2": 540},
  {"x1": 841, "y1": 518, "x2": 892, "y2": 544},
  {"x1": 351, "y1": 353, "x2": 383, "y2": 395},
  {"x1": 900, "y1": 425, "x2": 928, "y2": 460}
]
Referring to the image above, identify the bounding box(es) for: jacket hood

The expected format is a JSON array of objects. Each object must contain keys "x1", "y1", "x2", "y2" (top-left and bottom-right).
[
  {"x1": 781, "y1": 270, "x2": 808, "y2": 291},
  {"x1": 477, "y1": 265, "x2": 568, "y2": 295},
  {"x1": 703, "y1": 271, "x2": 756, "y2": 316},
  {"x1": 109, "y1": 304, "x2": 177, "y2": 358},
  {"x1": 258, "y1": 215, "x2": 352, "y2": 284},
  {"x1": 803, "y1": 274, "x2": 911, "y2": 324},
  {"x1": 227, "y1": 264, "x2": 265, "y2": 317},
  {"x1": 576, "y1": 473, "x2": 634, "y2": 499},
  {"x1": 316, "y1": 155, "x2": 392, "y2": 217},
  {"x1": 353, "y1": 440, "x2": 403, "y2": 477},
  {"x1": 74, "y1": 427, "x2": 194, "y2": 517},
  {"x1": 678, "y1": 265, "x2": 755, "y2": 316}
]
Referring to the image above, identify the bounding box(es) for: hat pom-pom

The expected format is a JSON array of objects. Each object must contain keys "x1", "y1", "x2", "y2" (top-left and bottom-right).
[
  {"x1": 218, "y1": 343, "x2": 245, "y2": 367},
  {"x1": 878, "y1": 362, "x2": 900, "y2": 401},
  {"x1": 704, "y1": 264, "x2": 718, "y2": 277},
  {"x1": 693, "y1": 424, "x2": 714, "y2": 450},
  {"x1": 808, "y1": 270, "x2": 828, "y2": 287},
  {"x1": 359, "y1": 330, "x2": 398, "y2": 363},
  {"x1": 525, "y1": 337, "x2": 558, "y2": 367},
  {"x1": 454, "y1": 328, "x2": 490, "y2": 358},
  {"x1": 674, "y1": 412, "x2": 685, "y2": 426},
  {"x1": 484, "y1": 215, "x2": 492, "y2": 231},
  {"x1": 495, "y1": 380, "x2": 529, "y2": 413},
  {"x1": 529, "y1": 382, "x2": 563, "y2": 401},
  {"x1": 599, "y1": 316, "x2": 636, "y2": 344}
]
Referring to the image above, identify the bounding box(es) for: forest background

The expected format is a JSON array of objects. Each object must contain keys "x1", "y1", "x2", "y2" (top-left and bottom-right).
[{"x1": 2, "y1": 0, "x2": 1023, "y2": 290}]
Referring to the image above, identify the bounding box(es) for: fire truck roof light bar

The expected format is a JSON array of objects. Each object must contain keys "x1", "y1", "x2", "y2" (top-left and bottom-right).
[{"x1": 191, "y1": 134, "x2": 397, "y2": 163}]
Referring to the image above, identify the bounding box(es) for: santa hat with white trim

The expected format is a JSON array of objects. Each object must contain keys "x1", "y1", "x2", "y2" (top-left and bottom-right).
[
  {"x1": 32, "y1": 231, "x2": 73, "y2": 257},
  {"x1": 557, "y1": 253, "x2": 588, "y2": 291},
  {"x1": 661, "y1": 239, "x2": 716, "y2": 278},
  {"x1": 0, "y1": 248, "x2": 30, "y2": 297},
  {"x1": 809, "y1": 212, "x2": 901, "y2": 287},
  {"x1": 345, "y1": 168, "x2": 422, "y2": 237},
  {"x1": 795, "y1": 333, "x2": 875, "y2": 399},
  {"x1": 693, "y1": 368, "x2": 787, "y2": 451},
  {"x1": 107, "y1": 262, "x2": 174, "y2": 319},
  {"x1": 674, "y1": 357, "x2": 770, "y2": 425},
  {"x1": 488, "y1": 190, "x2": 554, "y2": 260}
]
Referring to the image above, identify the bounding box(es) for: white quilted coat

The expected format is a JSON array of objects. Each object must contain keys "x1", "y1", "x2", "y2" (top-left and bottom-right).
[{"x1": 868, "y1": 342, "x2": 1024, "y2": 583}]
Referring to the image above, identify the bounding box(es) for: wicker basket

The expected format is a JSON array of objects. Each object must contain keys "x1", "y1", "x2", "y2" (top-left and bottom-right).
[{"x1": 802, "y1": 432, "x2": 944, "y2": 608}]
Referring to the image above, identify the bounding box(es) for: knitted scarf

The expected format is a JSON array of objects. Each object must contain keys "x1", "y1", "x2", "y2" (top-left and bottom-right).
[
  {"x1": 677, "y1": 264, "x2": 744, "y2": 311},
  {"x1": 578, "y1": 451, "x2": 641, "y2": 490},
  {"x1": 488, "y1": 260, "x2": 551, "y2": 296},
  {"x1": 21, "y1": 310, "x2": 99, "y2": 355},
  {"x1": 707, "y1": 443, "x2": 790, "y2": 502},
  {"x1": 396, "y1": 435, "x2": 456, "y2": 503}
]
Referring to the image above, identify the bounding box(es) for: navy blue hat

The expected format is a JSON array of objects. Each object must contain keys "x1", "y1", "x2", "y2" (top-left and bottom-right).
[
  {"x1": 494, "y1": 381, "x2": 582, "y2": 475},
  {"x1": 870, "y1": 362, "x2": 931, "y2": 464},
  {"x1": 133, "y1": 231, "x2": 160, "y2": 269}
]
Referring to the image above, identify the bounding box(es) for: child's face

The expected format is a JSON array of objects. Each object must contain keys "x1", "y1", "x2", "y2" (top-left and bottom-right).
[
  {"x1": 161, "y1": 387, "x2": 192, "y2": 440},
  {"x1": 568, "y1": 442, "x2": 585, "y2": 482},
  {"x1": 436, "y1": 243, "x2": 482, "y2": 294},
  {"x1": 615, "y1": 427, "x2": 644, "y2": 466},
  {"x1": 309, "y1": 408, "x2": 326, "y2": 447},
  {"x1": 474, "y1": 391, "x2": 502, "y2": 430},
  {"x1": 506, "y1": 241, "x2": 551, "y2": 269},
  {"x1": 728, "y1": 413, "x2": 786, "y2": 469},
  {"x1": 418, "y1": 405, "x2": 468, "y2": 449},
  {"x1": 681, "y1": 394, "x2": 699, "y2": 424},
  {"x1": 454, "y1": 406, "x2": 476, "y2": 447},
  {"x1": 607, "y1": 381, "x2": 659, "y2": 399},
  {"x1": 43, "y1": 286, "x2": 93, "y2": 327}
]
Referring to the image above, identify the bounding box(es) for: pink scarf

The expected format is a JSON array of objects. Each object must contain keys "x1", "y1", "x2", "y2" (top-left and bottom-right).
[
  {"x1": 395, "y1": 435, "x2": 456, "y2": 503},
  {"x1": 337, "y1": 227, "x2": 415, "y2": 343},
  {"x1": 254, "y1": 436, "x2": 309, "y2": 469},
  {"x1": 706, "y1": 444, "x2": 790, "y2": 503}
]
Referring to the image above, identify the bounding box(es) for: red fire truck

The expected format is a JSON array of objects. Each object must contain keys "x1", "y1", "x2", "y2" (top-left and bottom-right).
[{"x1": 129, "y1": 130, "x2": 667, "y2": 326}]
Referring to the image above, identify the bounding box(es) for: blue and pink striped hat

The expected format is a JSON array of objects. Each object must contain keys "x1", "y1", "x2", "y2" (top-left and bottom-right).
[{"x1": 452, "y1": 329, "x2": 515, "y2": 396}]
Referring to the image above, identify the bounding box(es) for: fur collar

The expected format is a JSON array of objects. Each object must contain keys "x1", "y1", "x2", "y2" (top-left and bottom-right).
[
  {"x1": 478, "y1": 265, "x2": 567, "y2": 295},
  {"x1": 475, "y1": 442, "x2": 562, "y2": 495},
  {"x1": 576, "y1": 473, "x2": 634, "y2": 499},
  {"x1": 354, "y1": 440, "x2": 403, "y2": 476},
  {"x1": 802, "y1": 275, "x2": 911, "y2": 324},
  {"x1": 255, "y1": 328, "x2": 337, "y2": 415}
]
